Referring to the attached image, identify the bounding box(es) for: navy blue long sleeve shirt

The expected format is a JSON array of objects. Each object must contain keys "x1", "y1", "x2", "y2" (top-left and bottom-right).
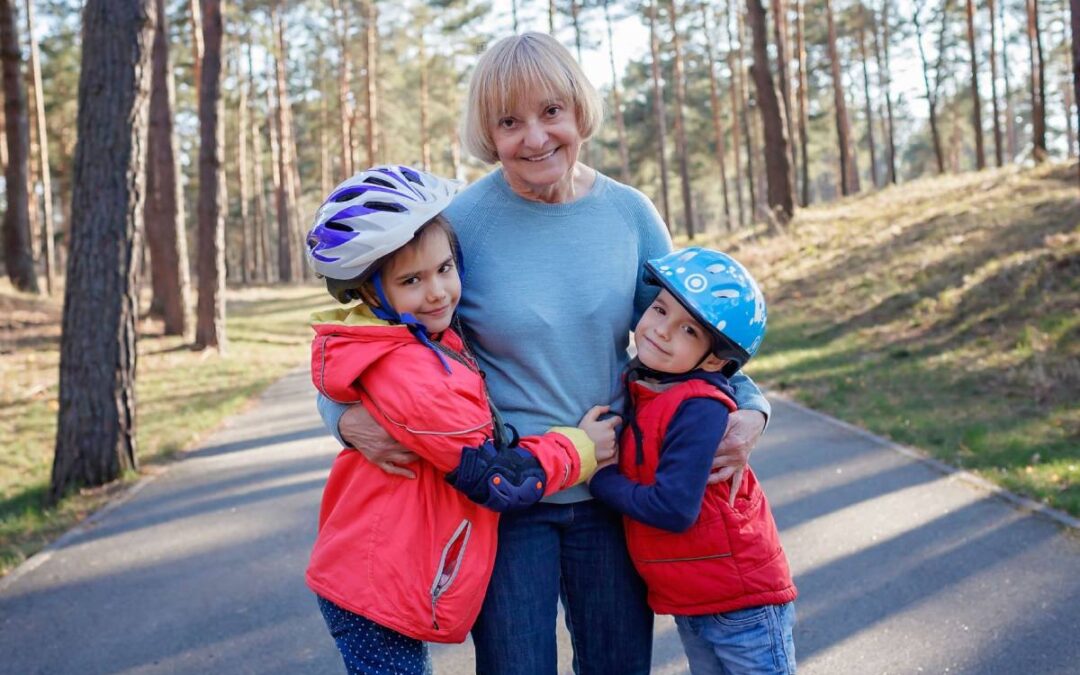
[{"x1": 589, "y1": 373, "x2": 732, "y2": 533}]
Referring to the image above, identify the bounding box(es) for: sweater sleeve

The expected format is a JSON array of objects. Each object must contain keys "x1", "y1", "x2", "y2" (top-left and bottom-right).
[
  {"x1": 589, "y1": 398, "x2": 730, "y2": 532},
  {"x1": 316, "y1": 393, "x2": 350, "y2": 447},
  {"x1": 728, "y1": 371, "x2": 771, "y2": 422}
]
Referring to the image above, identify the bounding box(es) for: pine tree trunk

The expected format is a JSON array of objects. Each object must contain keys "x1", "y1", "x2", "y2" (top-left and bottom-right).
[
  {"x1": 769, "y1": 0, "x2": 797, "y2": 194},
  {"x1": 825, "y1": 0, "x2": 859, "y2": 195},
  {"x1": 247, "y1": 38, "x2": 271, "y2": 282},
  {"x1": 857, "y1": 10, "x2": 879, "y2": 187},
  {"x1": 271, "y1": 3, "x2": 295, "y2": 282},
  {"x1": 1001, "y1": 0, "x2": 1017, "y2": 160},
  {"x1": 1027, "y1": 0, "x2": 1047, "y2": 161},
  {"x1": 647, "y1": 1, "x2": 672, "y2": 227},
  {"x1": 51, "y1": 0, "x2": 154, "y2": 502},
  {"x1": 701, "y1": 2, "x2": 731, "y2": 226},
  {"x1": 1071, "y1": 0, "x2": 1079, "y2": 176},
  {"x1": 238, "y1": 48, "x2": 252, "y2": 284},
  {"x1": 668, "y1": 0, "x2": 695, "y2": 238},
  {"x1": 194, "y1": 0, "x2": 226, "y2": 350},
  {"x1": 914, "y1": 3, "x2": 946, "y2": 174},
  {"x1": 605, "y1": 0, "x2": 631, "y2": 183},
  {"x1": 872, "y1": 0, "x2": 897, "y2": 184},
  {"x1": 746, "y1": 0, "x2": 794, "y2": 223},
  {"x1": 726, "y1": 0, "x2": 746, "y2": 224},
  {"x1": 738, "y1": 5, "x2": 760, "y2": 217},
  {"x1": 795, "y1": 0, "x2": 810, "y2": 203},
  {"x1": 987, "y1": 0, "x2": 1004, "y2": 166},
  {"x1": 549, "y1": 0, "x2": 555, "y2": 34},
  {"x1": 364, "y1": 0, "x2": 378, "y2": 166},
  {"x1": 419, "y1": 25, "x2": 431, "y2": 171},
  {"x1": 965, "y1": 0, "x2": 986, "y2": 169},
  {"x1": 512, "y1": 0, "x2": 519, "y2": 32},
  {"x1": 188, "y1": 0, "x2": 203, "y2": 100},
  {"x1": 1, "y1": 0, "x2": 37, "y2": 293},
  {"x1": 331, "y1": 0, "x2": 354, "y2": 179},
  {"x1": 146, "y1": 0, "x2": 192, "y2": 337},
  {"x1": 25, "y1": 0, "x2": 54, "y2": 294}
]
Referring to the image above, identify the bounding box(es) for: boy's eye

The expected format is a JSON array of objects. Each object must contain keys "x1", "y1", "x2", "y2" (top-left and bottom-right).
[
  {"x1": 683, "y1": 325, "x2": 698, "y2": 337},
  {"x1": 651, "y1": 304, "x2": 665, "y2": 315}
]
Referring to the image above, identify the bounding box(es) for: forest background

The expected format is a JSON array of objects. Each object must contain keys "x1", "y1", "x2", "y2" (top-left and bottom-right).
[{"x1": 0, "y1": 0, "x2": 1077, "y2": 576}]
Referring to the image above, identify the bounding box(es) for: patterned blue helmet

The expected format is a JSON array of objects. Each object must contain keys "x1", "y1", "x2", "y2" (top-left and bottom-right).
[{"x1": 643, "y1": 247, "x2": 767, "y2": 373}]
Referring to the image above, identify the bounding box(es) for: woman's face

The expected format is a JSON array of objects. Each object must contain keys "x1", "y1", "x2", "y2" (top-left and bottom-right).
[{"x1": 491, "y1": 93, "x2": 582, "y2": 193}]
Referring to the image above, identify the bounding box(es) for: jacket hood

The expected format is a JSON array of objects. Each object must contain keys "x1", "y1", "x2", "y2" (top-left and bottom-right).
[{"x1": 311, "y1": 304, "x2": 466, "y2": 401}]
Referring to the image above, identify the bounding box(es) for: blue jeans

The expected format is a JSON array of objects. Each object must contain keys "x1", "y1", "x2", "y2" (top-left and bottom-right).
[
  {"x1": 317, "y1": 595, "x2": 433, "y2": 675},
  {"x1": 470, "y1": 499, "x2": 654, "y2": 675},
  {"x1": 674, "y1": 603, "x2": 797, "y2": 675}
]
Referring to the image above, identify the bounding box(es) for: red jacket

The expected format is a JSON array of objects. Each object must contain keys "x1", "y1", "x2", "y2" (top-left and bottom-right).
[
  {"x1": 619, "y1": 377, "x2": 797, "y2": 615},
  {"x1": 307, "y1": 306, "x2": 595, "y2": 643}
]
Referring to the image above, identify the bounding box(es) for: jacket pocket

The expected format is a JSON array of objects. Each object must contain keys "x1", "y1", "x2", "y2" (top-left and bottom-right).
[{"x1": 429, "y1": 519, "x2": 472, "y2": 630}]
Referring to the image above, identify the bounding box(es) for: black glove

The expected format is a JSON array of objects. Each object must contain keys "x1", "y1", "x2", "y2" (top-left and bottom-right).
[{"x1": 445, "y1": 440, "x2": 546, "y2": 512}]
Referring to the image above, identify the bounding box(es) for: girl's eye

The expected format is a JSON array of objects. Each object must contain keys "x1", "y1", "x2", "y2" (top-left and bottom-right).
[
  {"x1": 401, "y1": 276, "x2": 419, "y2": 286},
  {"x1": 439, "y1": 262, "x2": 454, "y2": 274},
  {"x1": 683, "y1": 325, "x2": 698, "y2": 337}
]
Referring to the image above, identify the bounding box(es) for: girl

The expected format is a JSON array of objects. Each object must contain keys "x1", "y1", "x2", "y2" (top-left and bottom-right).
[{"x1": 303, "y1": 165, "x2": 614, "y2": 674}]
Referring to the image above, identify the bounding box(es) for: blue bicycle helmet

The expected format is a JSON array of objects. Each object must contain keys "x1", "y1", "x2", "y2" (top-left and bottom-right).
[{"x1": 642, "y1": 247, "x2": 767, "y2": 375}]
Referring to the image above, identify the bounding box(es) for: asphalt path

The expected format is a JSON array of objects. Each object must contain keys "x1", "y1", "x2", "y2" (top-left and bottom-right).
[{"x1": 2, "y1": 369, "x2": 1078, "y2": 674}]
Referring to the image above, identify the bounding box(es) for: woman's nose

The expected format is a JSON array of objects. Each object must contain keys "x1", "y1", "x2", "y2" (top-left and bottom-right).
[{"x1": 523, "y1": 121, "x2": 547, "y2": 148}]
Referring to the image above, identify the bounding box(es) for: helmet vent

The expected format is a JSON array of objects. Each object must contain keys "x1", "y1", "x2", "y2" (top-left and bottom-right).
[
  {"x1": 363, "y1": 176, "x2": 396, "y2": 189},
  {"x1": 331, "y1": 187, "x2": 366, "y2": 203},
  {"x1": 366, "y1": 201, "x2": 408, "y2": 213},
  {"x1": 401, "y1": 167, "x2": 423, "y2": 185},
  {"x1": 324, "y1": 221, "x2": 353, "y2": 232}
]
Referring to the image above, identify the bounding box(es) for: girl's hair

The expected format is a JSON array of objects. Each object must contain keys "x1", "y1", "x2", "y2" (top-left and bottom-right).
[{"x1": 462, "y1": 32, "x2": 604, "y2": 164}]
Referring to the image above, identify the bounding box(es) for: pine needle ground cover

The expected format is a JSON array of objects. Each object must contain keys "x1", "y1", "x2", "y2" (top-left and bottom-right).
[
  {"x1": 0, "y1": 284, "x2": 322, "y2": 576},
  {"x1": 701, "y1": 163, "x2": 1079, "y2": 517}
]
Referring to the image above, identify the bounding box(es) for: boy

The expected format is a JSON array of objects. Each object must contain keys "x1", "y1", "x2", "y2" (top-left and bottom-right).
[{"x1": 589, "y1": 247, "x2": 797, "y2": 675}]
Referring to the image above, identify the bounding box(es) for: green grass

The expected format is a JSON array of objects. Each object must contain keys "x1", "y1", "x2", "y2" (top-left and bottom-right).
[
  {"x1": 0, "y1": 283, "x2": 324, "y2": 576},
  {"x1": 691, "y1": 162, "x2": 1080, "y2": 516}
]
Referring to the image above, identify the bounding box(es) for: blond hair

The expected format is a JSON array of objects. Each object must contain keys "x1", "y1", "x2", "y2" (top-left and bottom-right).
[{"x1": 462, "y1": 32, "x2": 604, "y2": 164}]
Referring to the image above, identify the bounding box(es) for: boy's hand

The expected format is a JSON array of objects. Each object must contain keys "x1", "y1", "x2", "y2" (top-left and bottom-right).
[
  {"x1": 339, "y1": 404, "x2": 420, "y2": 479},
  {"x1": 709, "y1": 409, "x2": 766, "y2": 505},
  {"x1": 579, "y1": 405, "x2": 621, "y2": 462}
]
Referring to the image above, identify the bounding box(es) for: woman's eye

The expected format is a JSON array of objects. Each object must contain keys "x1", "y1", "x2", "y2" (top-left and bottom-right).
[
  {"x1": 545, "y1": 106, "x2": 561, "y2": 117},
  {"x1": 498, "y1": 118, "x2": 515, "y2": 129}
]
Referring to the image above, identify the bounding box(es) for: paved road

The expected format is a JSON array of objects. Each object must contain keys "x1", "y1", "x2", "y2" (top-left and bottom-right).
[{"x1": 2, "y1": 370, "x2": 1078, "y2": 674}]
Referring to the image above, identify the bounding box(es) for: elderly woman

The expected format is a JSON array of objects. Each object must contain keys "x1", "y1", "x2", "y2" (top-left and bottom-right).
[{"x1": 317, "y1": 32, "x2": 770, "y2": 674}]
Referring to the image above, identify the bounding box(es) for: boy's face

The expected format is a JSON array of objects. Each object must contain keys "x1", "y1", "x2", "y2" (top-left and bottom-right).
[
  {"x1": 634, "y1": 289, "x2": 715, "y2": 374},
  {"x1": 380, "y1": 230, "x2": 461, "y2": 334}
]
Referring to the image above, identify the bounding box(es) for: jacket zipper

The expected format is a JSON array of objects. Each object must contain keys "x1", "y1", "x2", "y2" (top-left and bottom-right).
[
  {"x1": 640, "y1": 552, "x2": 733, "y2": 564},
  {"x1": 430, "y1": 519, "x2": 472, "y2": 630}
]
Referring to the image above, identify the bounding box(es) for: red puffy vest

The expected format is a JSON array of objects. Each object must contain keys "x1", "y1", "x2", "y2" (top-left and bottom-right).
[{"x1": 619, "y1": 378, "x2": 797, "y2": 615}]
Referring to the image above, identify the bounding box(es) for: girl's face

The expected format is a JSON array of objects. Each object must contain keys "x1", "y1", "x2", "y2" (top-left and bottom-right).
[
  {"x1": 634, "y1": 290, "x2": 713, "y2": 374},
  {"x1": 379, "y1": 230, "x2": 461, "y2": 334},
  {"x1": 491, "y1": 93, "x2": 583, "y2": 196}
]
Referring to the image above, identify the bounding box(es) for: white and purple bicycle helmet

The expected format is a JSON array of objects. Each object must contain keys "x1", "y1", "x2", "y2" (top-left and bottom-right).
[{"x1": 305, "y1": 165, "x2": 462, "y2": 302}]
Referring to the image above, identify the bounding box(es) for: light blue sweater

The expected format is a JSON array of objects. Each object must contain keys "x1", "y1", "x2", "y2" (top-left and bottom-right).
[{"x1": 317, "y1": 169, "x2": 770, "y2": 503}]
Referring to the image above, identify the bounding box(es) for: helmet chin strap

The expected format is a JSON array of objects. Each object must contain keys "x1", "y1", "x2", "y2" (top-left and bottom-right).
[{"x1": 370, "y1": 272, "x2": 452, "y2": 374}]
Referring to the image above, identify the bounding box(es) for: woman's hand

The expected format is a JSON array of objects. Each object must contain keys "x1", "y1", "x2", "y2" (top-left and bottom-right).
[
  {"x1": 338, "y1": 404, "x2": 420, "y2": 479},
  {"x1": 708, "y1": 410, "x2": 767, "y2": 505},
  {"x1": 578, "y1": 405, "x2": 622, "y2": 462}
]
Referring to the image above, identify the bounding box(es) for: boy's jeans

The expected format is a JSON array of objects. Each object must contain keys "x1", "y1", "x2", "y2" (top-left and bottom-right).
[{"x1": 674, "y1": 602, "x2": 796, "y2": 675}]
